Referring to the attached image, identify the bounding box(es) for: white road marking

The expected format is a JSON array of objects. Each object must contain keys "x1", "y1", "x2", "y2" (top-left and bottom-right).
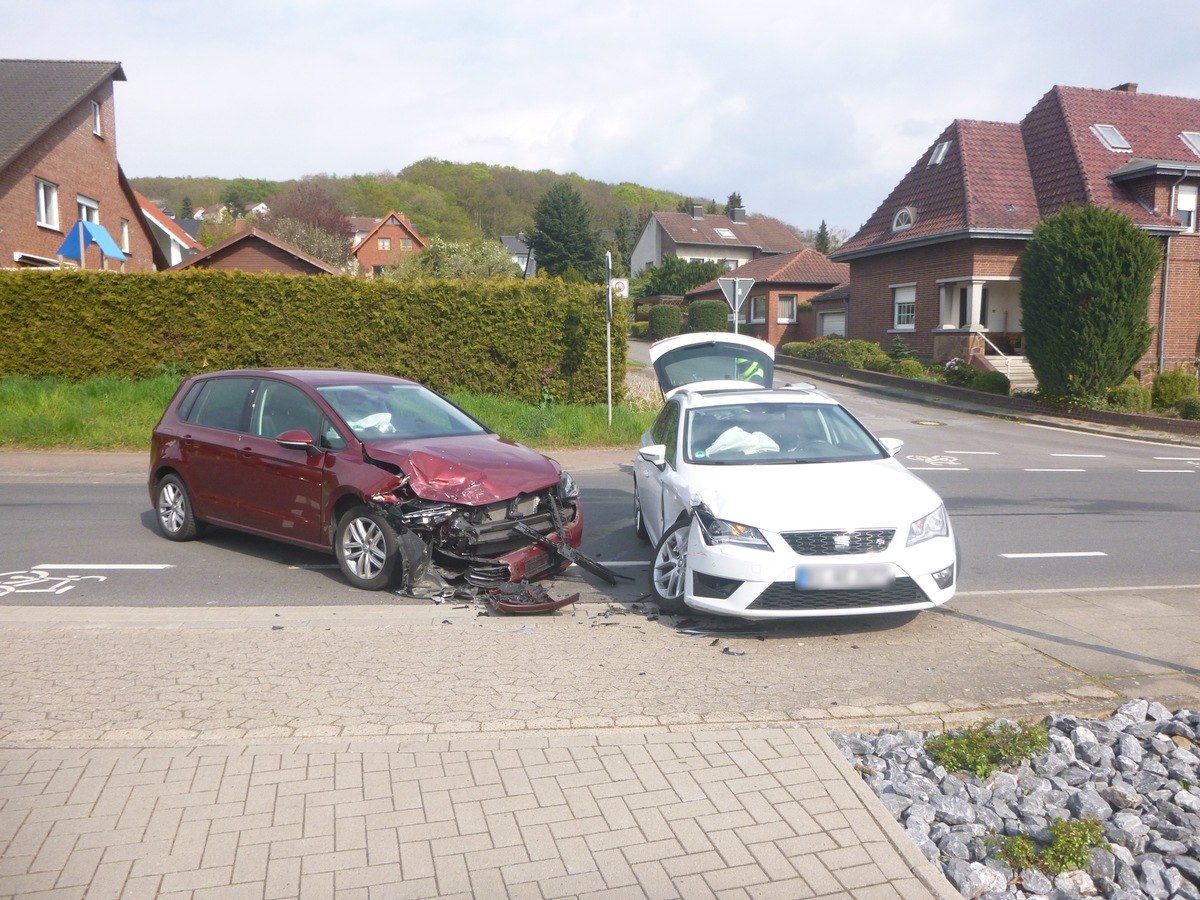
[
  {"x1": 32, "y1": 564, "x2": 174, "y2": 570},
  {"x1": 1137, "y1": 469, "x2": 1195, "y2": 474},
  {"x1": 959, "y1": 582, "x2": 1200, "y2": 596},
  {"x1": 907, "y1": 467, "x2": 970, "y2": 471},
  {"x1": 1051, "y1": 453, "x2": 1105, "y2": 458},
  {"x1": 1000, "y1": 551, "x2": 1107, "y2": 559},
  {"x1": 287, "y1": 564, "x2": 340, "y2": 570},
  {"x1": 1024, "y1": 468, "x2": 1086, "y2": 472},
  {"x1": 1154, "y1": 456, "x2": 1200, "y2": 460},
  {"x1": 943, "y1": 451, "x2": 998, "y2": 455}
]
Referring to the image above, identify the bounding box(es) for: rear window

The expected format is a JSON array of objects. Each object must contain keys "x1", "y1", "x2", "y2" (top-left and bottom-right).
[{"x1": 654, "y1": 343, "x2": 773, "y2": 391}]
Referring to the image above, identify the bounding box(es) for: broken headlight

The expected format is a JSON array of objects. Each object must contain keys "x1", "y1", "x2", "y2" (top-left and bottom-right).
[
  {"x1": 558, "y1": 471, "x2": 579, "y2": 501},
  {"x1": 695, "y1": 505, "x2": 772, "y2": 551},
  {"x1": 906, "y1": 505, "x2": 949, "y2": 546}
]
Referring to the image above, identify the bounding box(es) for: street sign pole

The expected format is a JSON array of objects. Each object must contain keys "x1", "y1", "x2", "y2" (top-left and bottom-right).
[
  {"x1": 605, "y1": 252, "x2": 613, "y2": 427},
  {"x1": 717, "y1": 277, "x2": 755, "y2": 334}
]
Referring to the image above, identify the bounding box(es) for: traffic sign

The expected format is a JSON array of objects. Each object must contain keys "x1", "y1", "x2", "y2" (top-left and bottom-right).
[{"x1": 717, "y1": 277, "x2": 754, "y2": 311}]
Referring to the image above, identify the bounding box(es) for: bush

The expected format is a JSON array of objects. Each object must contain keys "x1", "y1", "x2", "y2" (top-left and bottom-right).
[
  {"x1": 888, "y1": 336, "x2": 918, "y2": 361},
  {"x1": 974, "y1": 370, "x2": 1011, "y2": 396},
  {"x1": 629, "y1": 321, "x2": 649, "y2": 340},
  {"x1": 1176, "y1": 395, "x2": 1200, "y2": 420},
  {"x1": 780, "y1": 336, "x2": 889, "y2": 369},
  {"x1": 1108, "y1": 376, "x2": 1151, "y2": 412},
  {"x1": 887, "y1": 358, "x2": 927, "y2": 380},
  {"x1": 1152, "y1": 367, "x2": 1199, "y2": 408},
  {"x1": 941, "y1": 358, "x2": 978, "y2": 388},
  {"x1": 685, "y1": 299, "x2": 729, "y2": 334},
  {"x1": 647, "y1": 304, "x2": 683, "y2": 341},
  {"x1": 862, "y1": 356, "x2": 892, "y2": 373}
]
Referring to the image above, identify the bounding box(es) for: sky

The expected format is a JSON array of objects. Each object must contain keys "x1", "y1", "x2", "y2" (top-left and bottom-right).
[{"x1": 8, "y1": 0, "x2": 1200, "y2": 236}]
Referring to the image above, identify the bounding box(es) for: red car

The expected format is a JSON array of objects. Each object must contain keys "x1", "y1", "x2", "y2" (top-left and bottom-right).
[{"x1": 149, "y1": 369, "x2": 584, "y2": 592}]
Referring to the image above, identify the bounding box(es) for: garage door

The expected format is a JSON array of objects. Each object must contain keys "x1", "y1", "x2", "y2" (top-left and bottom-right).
[{"x1": 819, "y1": 312, "x2": 845, "y2": 336}]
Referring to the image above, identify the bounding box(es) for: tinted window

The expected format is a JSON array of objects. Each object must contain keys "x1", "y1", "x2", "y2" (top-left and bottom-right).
[
  {"x1": 650, "y1": 400, "x2": 681, "y2": 466},
  {"x1": 187, "y1": 378, "x2": 254, "y2": 431},
  {"x1": 253, "y1": 381, "x2": 324, "y2": 439},
  {"x1": 654, "y1": 343, "x2": 773, "y2": 390}
]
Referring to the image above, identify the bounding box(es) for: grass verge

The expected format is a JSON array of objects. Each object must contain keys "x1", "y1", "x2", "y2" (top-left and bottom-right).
[{"x1": 0, "y1": 376, "x2": 658, "y2": 453}]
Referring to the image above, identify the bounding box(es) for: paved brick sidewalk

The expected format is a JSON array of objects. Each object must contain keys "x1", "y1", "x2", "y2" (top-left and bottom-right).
[{"x1": 0, "y1": 727, "x2": 956, "y2": 899}]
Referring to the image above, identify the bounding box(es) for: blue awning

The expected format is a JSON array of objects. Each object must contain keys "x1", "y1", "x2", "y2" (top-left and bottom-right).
[{"x1": 56, "y1": 220, "x2": 127, "y2": 262}]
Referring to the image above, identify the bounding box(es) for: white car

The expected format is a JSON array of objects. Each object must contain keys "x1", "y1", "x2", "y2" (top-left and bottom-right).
[{"x1": 633, "y1": 333, "x2": 957, "y2": 619}]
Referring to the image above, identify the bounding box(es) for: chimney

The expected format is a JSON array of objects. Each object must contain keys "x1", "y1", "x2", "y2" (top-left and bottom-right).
[
  {"x1": 691, "y1": 203, "x2": 704, "y2": 219},
  {"x1": 1111, "y1": 83, "x2": 1138, "y2": 93},
  {"x1": 730, "y1": 206, "x2": 746, "y2": 223}
]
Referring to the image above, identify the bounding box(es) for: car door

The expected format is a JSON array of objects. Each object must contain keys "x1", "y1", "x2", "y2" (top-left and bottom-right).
[
  {"x1": 177, "y1": 376, "x2": 256, "y2": 524},
  {"x1": 636, "y1": 399, "x2": 683, "y2": 543},
  {"x1": 236, "y1": 378, "x2": 337, "y2": 547}
]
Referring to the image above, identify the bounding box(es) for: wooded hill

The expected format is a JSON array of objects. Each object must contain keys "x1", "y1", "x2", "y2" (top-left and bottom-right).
[{"x1": 130, "y1": 159, "x2": 802, "y2": 248}]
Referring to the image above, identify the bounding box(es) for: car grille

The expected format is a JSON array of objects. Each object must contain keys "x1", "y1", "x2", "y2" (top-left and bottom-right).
[
  {"x1": 746, "y1": 577, "x2": 926, "y2": 611},
  {"x1": 781, "y1": 529, "x2": 894, "y2": 556}
]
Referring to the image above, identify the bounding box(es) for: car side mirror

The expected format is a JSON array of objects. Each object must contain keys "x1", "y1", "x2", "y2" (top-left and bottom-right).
[
  {"x1": 638, "y1": 444, "x2": 667, "y2": 467},
  {"x1": 276, "y1": 429, "x2": 322, "y2": 458},
  {"x1": 880, "y1": 437, "x2": 904, "y2": 456}
]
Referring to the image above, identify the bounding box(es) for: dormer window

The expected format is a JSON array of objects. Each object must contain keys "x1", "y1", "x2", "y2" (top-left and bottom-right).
[
  {"x1": 927, "y1": 141, "x2": 951, "y2": 167},
  {"x1": 892, "y1": 207, "x2": 915, "y2": 231},
  {"x1": 1091, "y1": 124, "x2": 1131, "y2": 152},
  {"x1": 1181, "y1": 132, "x2": 1200, "y2": 159}
]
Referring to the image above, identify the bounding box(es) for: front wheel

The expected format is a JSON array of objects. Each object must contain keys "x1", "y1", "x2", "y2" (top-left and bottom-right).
[
  {"x1": 335, "y1": 506, "x2": 404, "y2": 591},
  {"x1": 633, "y1": 487, "x2": 649, "y2": 542},
  {"x1": 155, "y1": 474, "x2": 203, "y2": 541},
  {"x1": 649, "y1": 519, "x2": 690, "y2": 614}
]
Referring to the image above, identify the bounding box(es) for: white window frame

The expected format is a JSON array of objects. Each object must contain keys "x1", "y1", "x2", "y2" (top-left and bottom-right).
[
  {"x1": 777, "y1": 294, "x2": 798, "y2": 324},
  {"x1": 378, "y1": 237, "x2": 391, "y2": 251},
  {"x1": 1175, "y1": 184, "x2": 1197, "y2": 233},
  {"x1": 892, "y1": 284, "x2": 917, "y2": 331},
  {"x1": 91, "y1": 100, "x2": 102, "y2": 136},
  {"x1": 749, "y1": 295, "x2": 767, "y2": 324},
  {"x1": 927, "y1": 141, "x2": 951, "y2": 167},
  {"x1": 892, "y1": 207, "x2": 915, "y2": 231},
  {"x1": 1182, "y1": 132, "x2": 1200, "y2": 159},
  {"x1": 120, "y1": 218, "x2": 130, "y2": 252},
  {"x1": 77, "y1": 194, "x2": 99, "y2": 224},
  {"x1": 1091, "y1": 123, "x2": 1131, "y2": 152},
  {"x1": 35, "y1": 178, "x2": 59, "y2": 229}
]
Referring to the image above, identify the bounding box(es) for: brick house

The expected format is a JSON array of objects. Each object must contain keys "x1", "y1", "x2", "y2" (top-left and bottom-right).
[
  {"x1": 350, "y1": 210, "x2": 428, "y2": 275},
  {"x1": 684, "y1": 249, "x2": 849, "y2": 347},
  {"x1": 134, "y1": 188, "x2": 201, "y2": 266},
  {"x1": 832, "y1": 83, "x2": 1200, "y2": 385},
  {"x1": 169, "y1": 228, "x2": 340, "y2": 275},
  {"x1": 631, "y1": 204, "x2": 804, "y2": 276},
  {"x1": 0, "y1": 59, "x2": 164, "y2": 271}
]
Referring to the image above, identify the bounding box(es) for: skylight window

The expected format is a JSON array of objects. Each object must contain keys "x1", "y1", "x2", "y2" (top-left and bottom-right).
[
  {"x1": 1181, "y1": 132, "x2": 1200, "y2": 159},
  {"x1": 892, "y1": 207, "x2": 915, "y2": 231},
  {"x1": 927, "y1": 141, "x2": 951, "y2": 167},
  {"x1": 1091, "y1": 124, "x2": 1131, "y2": 152},
  {"x1": 713, "y1": 227, "x2": 736, "y2": 240}
]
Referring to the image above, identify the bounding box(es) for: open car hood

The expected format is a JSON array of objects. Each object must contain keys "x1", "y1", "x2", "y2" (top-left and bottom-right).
[
  {"x1": 366, "y1": 434, "x2": 563, "y2": 506},
  {"x1": 649, "y1": 332, "x2": 775, "y2": 397}
]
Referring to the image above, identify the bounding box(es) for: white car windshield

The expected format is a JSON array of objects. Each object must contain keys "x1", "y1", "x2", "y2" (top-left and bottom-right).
[
  {"x1": 685, "y1": 402, "x2": 886, "y2": 464},
  {"x1": 318, "y1": 384, "x2": 487, "y2": 441}
]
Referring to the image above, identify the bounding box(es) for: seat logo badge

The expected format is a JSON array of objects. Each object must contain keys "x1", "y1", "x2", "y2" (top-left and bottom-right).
[{"x1": 834, "y1": 533, "x2": 851, "y2": 550}]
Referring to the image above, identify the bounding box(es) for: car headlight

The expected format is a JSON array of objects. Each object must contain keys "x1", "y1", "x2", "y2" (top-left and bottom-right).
[
  {"x1": 695, "y1": 505, "x2": 772, "y2": 550},
  {"x1": 558, "y1": 472, "x2": 580, "y2": 501},
  {"x1": 907, "y1": 505, "x2": 949, "y2": 546}
]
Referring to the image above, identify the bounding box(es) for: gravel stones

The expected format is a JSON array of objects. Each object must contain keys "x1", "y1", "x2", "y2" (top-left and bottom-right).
[{"x1": 833, "y1": 700, "x2": 1200, "y2": 899}]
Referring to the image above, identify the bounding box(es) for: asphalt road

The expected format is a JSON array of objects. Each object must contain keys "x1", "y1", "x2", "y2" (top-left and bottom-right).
[{"x1": 1, "y1": 381, "x2": 1198, "y2": 606}]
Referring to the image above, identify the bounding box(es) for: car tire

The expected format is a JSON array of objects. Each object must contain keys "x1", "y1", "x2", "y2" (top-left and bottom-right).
[
  {"x1": 155, "y1": 474, "x2": 203, "y2": 541},
  {"x1": 335, "y1": 505, "x2": 404, "y2": 591},
  {"x1": 633, "y1": 484, "x2": 649, "y2": 542},
  {"x1": 649, "y1": 518, "x2": 690, "y2": 614}
]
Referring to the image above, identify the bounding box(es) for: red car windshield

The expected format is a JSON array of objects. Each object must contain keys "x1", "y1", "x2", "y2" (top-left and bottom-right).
[{"x1": 318, "y1": 384, "x2": 488, "y2": 442}]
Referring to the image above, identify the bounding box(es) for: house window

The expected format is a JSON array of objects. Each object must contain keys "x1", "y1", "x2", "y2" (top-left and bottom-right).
[
  {"x1": 35, "y1": 179, "x2": 59, "y2": 229},
  {"x1": 91, "y1": 100, "x2": 102, "y2": 136},
  {"x1": 378, "y1": 237, "x2": 391, "y2": 251},
  {"x1": 927, "y1": 141, "x2": 951, "y2": 166},
  {"x1": 892, "y1": 207, "x2": 915, "y2": 231},
  {"x1": 1091, "y1": 124, "x2": 1131, "y2": 152},
  {"x1": 778, "y1": 294, "x2": 798, "y2": 323},
  {"x1": 1182, "y1": 132, "x2": 1200, "y2": 159},
  {"x1": 1175, "y1": 184, "x2": 1197, "y2": 233},
  {"x1": 401, "y1": 238, "x2": 413, "y2": 250},
  {"x1": 749, "y1": 295, "x2": 767, "y2": 324},
  {"x1": 723, "y1": 259, "x2": 737, "y2": 271},
  {"x1": 77, "y1": 195, "x2": 99, "y2": 223},
  {"x1": 120, "y1": 218, "x2": 130, "y2": 252},
  {"x1": 892, "y1": 284, "x2": 916, "y2": 331}
]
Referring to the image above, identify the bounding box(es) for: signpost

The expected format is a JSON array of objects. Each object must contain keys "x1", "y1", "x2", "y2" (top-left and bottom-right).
[{"x1": 717, "y1": 277, "x2": 755, "y2": 334}]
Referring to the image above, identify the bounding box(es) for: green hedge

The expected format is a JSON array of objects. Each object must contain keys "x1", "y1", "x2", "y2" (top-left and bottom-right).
[
  {"x1": 0, "y1": 270, "x2": 626, "y2": 405},
  {"x1": 648, "y1": 304, "x2": 683, "y2": 341},
  {"x1": 686, "y1": 299, "x2": 729, "y2": 334}
]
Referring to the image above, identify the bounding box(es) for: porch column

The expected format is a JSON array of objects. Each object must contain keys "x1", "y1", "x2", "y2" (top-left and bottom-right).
[{"x1": 966, "y1": 281, "x2": 986, "y2": 329}]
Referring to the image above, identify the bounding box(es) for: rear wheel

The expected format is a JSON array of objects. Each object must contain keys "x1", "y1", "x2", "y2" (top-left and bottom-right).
[
  {"x1": 155, "y1": 474, "x2": 203, "y2": 541},
  {"x1": 335, "y1": 506, "x2": 404, "y2": 591},
  {"x1": 649, "y1": 519, "x2": 690, "y2": 614}
]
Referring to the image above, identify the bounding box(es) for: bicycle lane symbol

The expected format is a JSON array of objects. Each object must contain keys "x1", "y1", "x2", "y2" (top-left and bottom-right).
[
  {"x1": 905, "y1": 454, "x2": 964, "y2": 467},
  {"x1": 0, "y1": 564, "x2": 173, "y2": 598},
  {"x1": 0, "y1": 570, "x2": 107, "y2": 596}
]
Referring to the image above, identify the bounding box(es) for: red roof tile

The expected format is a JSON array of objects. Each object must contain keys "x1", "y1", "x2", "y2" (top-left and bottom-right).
[
  {"x1": 686, "y1": 249, "x2": 848, "y2": 297},
  {"x1": 652, "y1": 211, "x2": 803, "y2": 254}
]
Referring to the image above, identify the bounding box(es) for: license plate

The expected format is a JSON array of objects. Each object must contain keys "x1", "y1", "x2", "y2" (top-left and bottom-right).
[{"x1": 795, "y1": 564, "x2": 895, "y2": 590}]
